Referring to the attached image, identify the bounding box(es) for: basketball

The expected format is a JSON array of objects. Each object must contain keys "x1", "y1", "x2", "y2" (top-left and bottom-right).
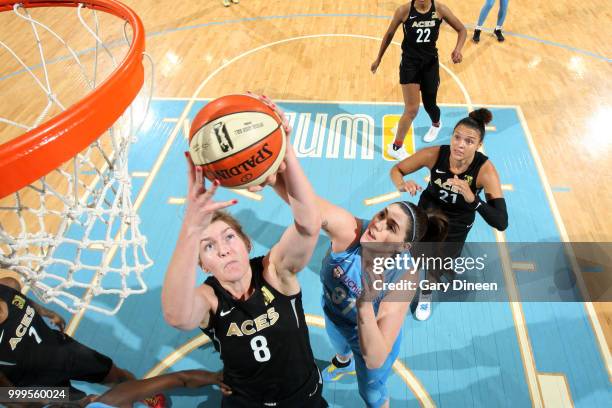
[{"x1": 188, "y1": 94, "x2": 287, "y2": 189}]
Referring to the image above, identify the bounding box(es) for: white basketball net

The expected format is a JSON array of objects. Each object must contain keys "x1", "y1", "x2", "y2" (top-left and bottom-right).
[{"x1": 0, "y1": 3, "x2": 154, "y2": 315}]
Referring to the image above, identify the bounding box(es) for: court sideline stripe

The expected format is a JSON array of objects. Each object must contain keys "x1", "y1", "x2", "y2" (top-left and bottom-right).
[
  {"x1": 437, "y1": 42, "x2": 545, "y2": 405},
  {"x1": 515, "y1": 106, "x2": 612, "y2": 383}
]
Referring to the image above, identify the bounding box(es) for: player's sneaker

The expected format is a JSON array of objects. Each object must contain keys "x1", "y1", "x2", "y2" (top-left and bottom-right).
[
  {"x1": 472, "y1": 29, "x2": 481, "y2": 43},
  {"x1": 222, "y1": 0, "x2": 230, "y2": 6},
  {"x1": 322, "y1": 356, "x2": 356, "y2": 382},
  {"x1": 386, "y1": 143, "x2": 408, "y2": 161},
  {"x1": 231, "y1": 0, "x2": 240, "y2": 3},
  {"x1": 415, "y1": 292, "x2": 432, "y2": 321},
  {"x1": 423, "y1": 122, "x2": 442, "y2": 143},
  {"x1": 142, "y1": 393, "x2": 166, "y2": 408},
  {"x1": 494, "y1": 29, "x2": 505, "y2": 42}
]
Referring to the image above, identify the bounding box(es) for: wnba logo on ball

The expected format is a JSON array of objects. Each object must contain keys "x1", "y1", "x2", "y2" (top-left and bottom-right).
[
  {"x1": 189, "y1": 94, "x2": 287, "y2": 188},
  {"x1": 213, "y1": 122, "x2": 234, "y2": 152}
]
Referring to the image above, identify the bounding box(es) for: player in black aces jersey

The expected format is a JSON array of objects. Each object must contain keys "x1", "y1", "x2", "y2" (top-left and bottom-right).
[
  {"x1": 371, "y1": 0, "x2": 466, "y2": 160},
  {"x1": 162, "y1": 98, "x2": 326, "y2": 407},
  {"x1": 390, "y1": 109, "x2": 508, "y2": 320},
  {"x1": 0, "y1": 274, "x2": 136, "y2": 402}
]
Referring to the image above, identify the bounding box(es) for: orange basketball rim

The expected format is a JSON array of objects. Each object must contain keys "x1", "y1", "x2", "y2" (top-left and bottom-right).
[{"x1": 0, "y1": 0, "x2": 145, "y2": 198}]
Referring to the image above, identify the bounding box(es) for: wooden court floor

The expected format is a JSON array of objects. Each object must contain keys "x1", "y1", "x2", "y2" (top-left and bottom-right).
[{"x1": 1, "y1": 0, "x2": 611, "y2": 403}]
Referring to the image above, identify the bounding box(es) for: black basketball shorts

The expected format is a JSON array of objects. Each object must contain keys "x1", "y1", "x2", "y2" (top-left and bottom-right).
[{"x1": 399, "y1": 55, "x2": 440, "y2": 94}]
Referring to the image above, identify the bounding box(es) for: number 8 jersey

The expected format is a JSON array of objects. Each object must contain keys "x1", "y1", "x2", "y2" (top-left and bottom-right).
[
  {"x1": 402, "y1": 0, "x2": 443, "y2": 60},
  {"x1": 201, "y1": 256, "x2": 320, "y2": 405}
]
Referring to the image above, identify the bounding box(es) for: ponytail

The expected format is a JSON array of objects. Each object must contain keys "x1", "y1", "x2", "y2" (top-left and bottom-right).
[
  {"x1": 421, "y1": 210, "x2": 448, "y2": 242},
  {"x1": 396, "y1": 202, "x2": 448, "y2": 242}
]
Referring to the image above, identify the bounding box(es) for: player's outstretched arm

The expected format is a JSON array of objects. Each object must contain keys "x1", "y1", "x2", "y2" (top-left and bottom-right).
[
  {"x1": 250, "y1": 97, "x2": 361, "y2": 253},
  {"x1": 97, "y1": 370, "x2": 231, "y2": 407},
  {"x1": 162, "y1": 156, "x2": 237, "y2": 330},
  {"x1": 268, "y1": 142, "x2": 321, "y2": 276},
  {"x1": 272, "y1": 172, "x2": 362, "y2": 253}
]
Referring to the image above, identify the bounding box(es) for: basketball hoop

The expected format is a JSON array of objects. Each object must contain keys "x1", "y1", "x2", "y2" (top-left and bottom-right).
[{"x1": 0, "y1": 0, "x2": 154, "y2": 314}]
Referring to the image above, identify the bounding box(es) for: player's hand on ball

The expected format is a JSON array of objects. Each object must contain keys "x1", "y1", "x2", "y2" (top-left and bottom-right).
[
  {"x1": 246, "y1": 91, "x2": 292, "y2": 136},
  {"x1": 245, "y1": 92, "x2": 292, "y2": 193},
  {"x1": 451, "y1": 49, "x2": 462, "y2": 63},
  {"x1": 184, "y1": 152, "x2": 237, "y2": 232},
  {"x1": 246, "y1": 160, "x2": 287, "y2": 193},
  {"x1": 447, "y1": 175, "x2": 475, "y2": 202},
  {"x1": 399, "y1": 180, "x2": 423, "y2": 196}
]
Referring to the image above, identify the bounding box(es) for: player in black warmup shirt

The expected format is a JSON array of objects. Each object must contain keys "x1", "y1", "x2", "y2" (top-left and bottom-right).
[
  {"x1": 390, "y1": 109, "x2": 508, "y2": 320},
  {"x1": 0, "y1": 273, "x2": 136, "y2": 403},
  {"x1": 162, "y1": 97, "x2": 327, "y2": 408},
  {"x1": 372, "y1": 0, "x2": 466, "y2": 160}
]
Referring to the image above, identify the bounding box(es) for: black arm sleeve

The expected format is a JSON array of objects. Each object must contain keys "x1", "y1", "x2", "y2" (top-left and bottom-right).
[{"x1": 473, "y1": 197, "x2": 508, "y2": 231}]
